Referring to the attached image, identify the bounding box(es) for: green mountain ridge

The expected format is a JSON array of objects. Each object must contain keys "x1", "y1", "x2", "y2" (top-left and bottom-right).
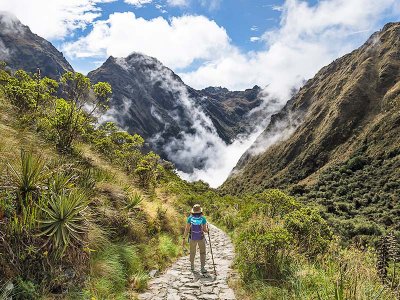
[{"x1": 222, "y1": 22, "x2": 400, "y2": 238}]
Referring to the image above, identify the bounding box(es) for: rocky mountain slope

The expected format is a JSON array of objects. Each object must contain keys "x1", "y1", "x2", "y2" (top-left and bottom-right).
[
  {"x1": 222, "y1": 22, "x2": 400, "y2": 236},
  {"x1": 0, "y1": 12, "x2": 73, "y2": 79},
  {"x1": 88, "y1": 54, "x2": 264, "y2": 171}
]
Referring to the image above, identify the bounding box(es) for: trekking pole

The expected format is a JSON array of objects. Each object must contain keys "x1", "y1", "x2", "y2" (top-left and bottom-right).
[{"x1": 207, "y1": 224, "x2": 217, "y2": 276}]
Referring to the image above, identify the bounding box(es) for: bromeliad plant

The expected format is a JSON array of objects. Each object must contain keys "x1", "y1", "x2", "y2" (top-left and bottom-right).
[
  {"x1": 38, "y1": 190, "x2": 89, "y2": 255},
  {"x1": 3, "y1": 149, "x2": 49, "y2": 232},
  {"x1": 7, "y1": 150, "x2": 48, "y2": 206}
]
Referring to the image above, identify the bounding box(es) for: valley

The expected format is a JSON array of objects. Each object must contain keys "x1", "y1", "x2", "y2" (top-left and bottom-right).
[{"x1": 0, "y1": 9, "x2": 399, "y2": 300}]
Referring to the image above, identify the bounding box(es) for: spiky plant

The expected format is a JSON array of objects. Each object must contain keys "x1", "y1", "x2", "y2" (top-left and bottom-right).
[
  {"x1": 377, "y1": 235, "x2": 389, "y2": 283},
  {"x1": 386, "y1": 231, "x2": 399, "y2": 288},
  {"x1": 47, "y1": 172, "x2": 75, "y2": 195},
  {"x1": 78, "y1": 168, "x2": 96, "y2": 192},
  {"x1": 38, "y1": 190, "x2": 89, "y2": 254},
  {"x1": 125, "y1": 192, "x2": 143, "y2": 211},
  {"x1": 7, "y1": 149, "x2": 48, "y2": 207}
]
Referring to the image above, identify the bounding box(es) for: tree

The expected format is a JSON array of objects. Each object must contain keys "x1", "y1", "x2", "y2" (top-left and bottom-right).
[
  {"x1": 135, "y1": 152, "x2": 161, "y2": 188},
  {"x1": 4, "y1": 70, "x2": 58, "y2": 113},
  {"x1": 53, "y1": 72, "x2": 112, "y2": 152},
  {"x1": 92, "y1": 122, "x2": 144, "y2": 172}
]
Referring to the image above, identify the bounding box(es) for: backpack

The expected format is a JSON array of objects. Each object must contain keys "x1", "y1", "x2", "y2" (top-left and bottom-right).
[{"x1": 189, "y1": 216, "x2": 204, "y2": 240}]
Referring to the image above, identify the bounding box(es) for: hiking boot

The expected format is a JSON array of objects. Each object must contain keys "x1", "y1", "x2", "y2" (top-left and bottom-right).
[
  {"x1": 201, "y1": 267, "x2": 207, "y2": 274},
  {"x1": 191, "y1": 265, "x2": 195, "y2": 272}
]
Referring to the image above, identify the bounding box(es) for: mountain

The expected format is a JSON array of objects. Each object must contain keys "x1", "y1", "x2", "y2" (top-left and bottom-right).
[
  {"x1": 88, "y1": 53, "x2": 264, "y2": 171},
  {"x1": 0, "y1": 12, "x2": 73, "y2": 78},
  {"x1": 222, "y1": 23, "x2": 400, "y2": 236}
]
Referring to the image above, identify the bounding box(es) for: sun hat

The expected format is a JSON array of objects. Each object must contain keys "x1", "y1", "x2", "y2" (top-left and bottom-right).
[{"x1": 191, "y1": 204, "x2": 203, "y2": 214}]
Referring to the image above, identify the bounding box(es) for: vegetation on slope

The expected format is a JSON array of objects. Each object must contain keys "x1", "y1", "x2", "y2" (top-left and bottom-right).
[
  {"x1": 0, "y1": 60, "x2": 399, "y2": 300},
  {"x1": 222, "y1": 22, "x2": 400, "y2": 243},
  {"x1": 165, "y1": 179, "x2": 400, "y2": 299},
  {"x1": 0, "y1": 64, "x2": 182, "y2": 299}
]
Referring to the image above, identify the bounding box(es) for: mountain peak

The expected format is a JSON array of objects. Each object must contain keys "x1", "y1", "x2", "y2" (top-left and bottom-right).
[{"x1": 0, "y1": 13, "x2": 73, "y2": 78}]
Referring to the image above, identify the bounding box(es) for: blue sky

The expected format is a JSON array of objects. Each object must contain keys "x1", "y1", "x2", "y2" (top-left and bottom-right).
[
  {"x1": 57, "y1": 0, "x2": 288, "y2": 74},
  {"x1": 3, "y1": 0, "x2": 399, "y2": 95}
]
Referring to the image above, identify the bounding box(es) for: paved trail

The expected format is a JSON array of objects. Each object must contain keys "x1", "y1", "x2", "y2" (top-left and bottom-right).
[{"x1": 138, "y1": 224, "x2": 236, "y2": 300}]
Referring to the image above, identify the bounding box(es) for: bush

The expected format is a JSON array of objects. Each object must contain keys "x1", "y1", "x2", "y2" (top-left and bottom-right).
[
  {"x1": 235, "y1": 216, "x2": 295, "y2": 281},
  {"x1": 284, "y1": 207, "x2": 332, "y2": 257},
  {"x1": 255, "y1": 189, "x2": 300, "y2": 218},
  {"x1": 14, "y1": 277, "x2": 39, "y2": 300}
]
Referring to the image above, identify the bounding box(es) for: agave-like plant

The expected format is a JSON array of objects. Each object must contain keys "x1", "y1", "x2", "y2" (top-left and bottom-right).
[
  {"x1": 7, "y1": 149, "x2": 48, "y2": 205},
  {"x1": 38, "y1": 190, "x2": 89, "y2": 254},
  {"x1": 47, "y1": 172, "x2": 75, "y2": 195},
  {"x1": 125, "y1": 192, "x2": 143, "y2": 211}
]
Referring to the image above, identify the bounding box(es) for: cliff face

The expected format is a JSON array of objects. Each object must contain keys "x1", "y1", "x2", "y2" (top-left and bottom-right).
[
  {"x1": 0, "y1": 12, "x2": 73, "y2": 79},
  {"x1": 222, "y1": 22, "x2": 400, "y2": 196}
]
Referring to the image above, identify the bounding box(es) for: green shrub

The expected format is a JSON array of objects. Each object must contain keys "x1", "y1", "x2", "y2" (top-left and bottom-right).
[
  {"x1": 236, "y1": 216, "x2": 295, "y2": 281},
  {"x1": 284, "y1": 207, "x2": 333, "y2": 257},
  {"x1": 14, "y1": 277, "x2": 39, "y2": 300},
  {"x1": 255, "y1": 189, "x2": 300, "y2": 218}
]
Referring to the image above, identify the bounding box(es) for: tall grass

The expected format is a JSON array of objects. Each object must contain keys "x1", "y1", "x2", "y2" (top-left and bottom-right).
[{"x1": 89, "y1": 243, "x2": 144, "y2": 298}]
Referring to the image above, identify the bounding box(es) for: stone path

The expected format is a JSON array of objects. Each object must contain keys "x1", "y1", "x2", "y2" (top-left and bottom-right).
[{"x1": 138, "y1": 224, "x2": 236, "y2": 300}]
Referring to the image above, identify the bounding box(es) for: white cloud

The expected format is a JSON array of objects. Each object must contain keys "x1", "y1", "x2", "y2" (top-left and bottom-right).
[
  {"x1": 166, "y1": 0, "x2": 220, "y2": 9},
  {"x1": 181, "y1": 0, "x2": 399, "y2": 100},
  {"x1": 166, "y1": 0, "x2": 188, "y2": 7},
  {"x1": 271, "y1": 5, "x2": 283, "y2": 11},
  {"x1": 62, "y1": 12, "x2": 232, "y2": 69},
  {"x1": 250, "y1": 36, "x2": 261, "y2": 42},
  {"x1": 0, "y1": 0, "x2": 115, "y2": 40},
  {"x1": 124, "y1": 0, "x2": 152, "y2": 7}
]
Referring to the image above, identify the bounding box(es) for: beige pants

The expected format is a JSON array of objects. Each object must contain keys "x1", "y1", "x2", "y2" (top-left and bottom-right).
[{"x1": 190, "y1": 238, "x2": 206, "y2": 268}]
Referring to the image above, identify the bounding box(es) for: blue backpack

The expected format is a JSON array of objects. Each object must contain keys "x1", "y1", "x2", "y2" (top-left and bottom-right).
[{"x1": 190, "y1": 216, "x2": 204, "y2": 240}]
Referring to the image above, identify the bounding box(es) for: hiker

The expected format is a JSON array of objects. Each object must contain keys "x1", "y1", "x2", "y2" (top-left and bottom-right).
[{"x1": 182, "y1": 204, "x2": 208, "y2": 273}]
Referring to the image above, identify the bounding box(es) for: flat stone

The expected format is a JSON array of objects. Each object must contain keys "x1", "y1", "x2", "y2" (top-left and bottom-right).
[
  {"x1": 167, "y1": 294, "x2": 181, "y2": 300},
  {"x1": 220, "y1": 289, "x2": 236, "y2": 300},
  {"x1": 199, "y1": 294, "x2": 219, "y2": 300}
]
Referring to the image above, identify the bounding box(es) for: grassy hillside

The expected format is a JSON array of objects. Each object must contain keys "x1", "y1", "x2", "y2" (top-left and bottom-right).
[
  {"x1": 0, "y1": 67, "x2": 184, "y2": 299},
  {"x1": 0, "y1": 62, "x2": 399, "y2": 300},
  {"x1": 222, "y1": 22, "x2": 400, "y2": 241}
]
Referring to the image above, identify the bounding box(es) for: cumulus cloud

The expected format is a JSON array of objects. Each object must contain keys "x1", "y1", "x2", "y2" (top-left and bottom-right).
[
  {"x1": 124, "y1": 0, "x2": 152, "y2": 7},
  {"x1": 62, "y1": 12, "x2": 232, "y2": 69},
  {"x1": 0, "y1": 0, "x2": 114, "y2": 40},
  {"x1": 181, "y1": 0, "x2": 399, "y2": 100}
]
